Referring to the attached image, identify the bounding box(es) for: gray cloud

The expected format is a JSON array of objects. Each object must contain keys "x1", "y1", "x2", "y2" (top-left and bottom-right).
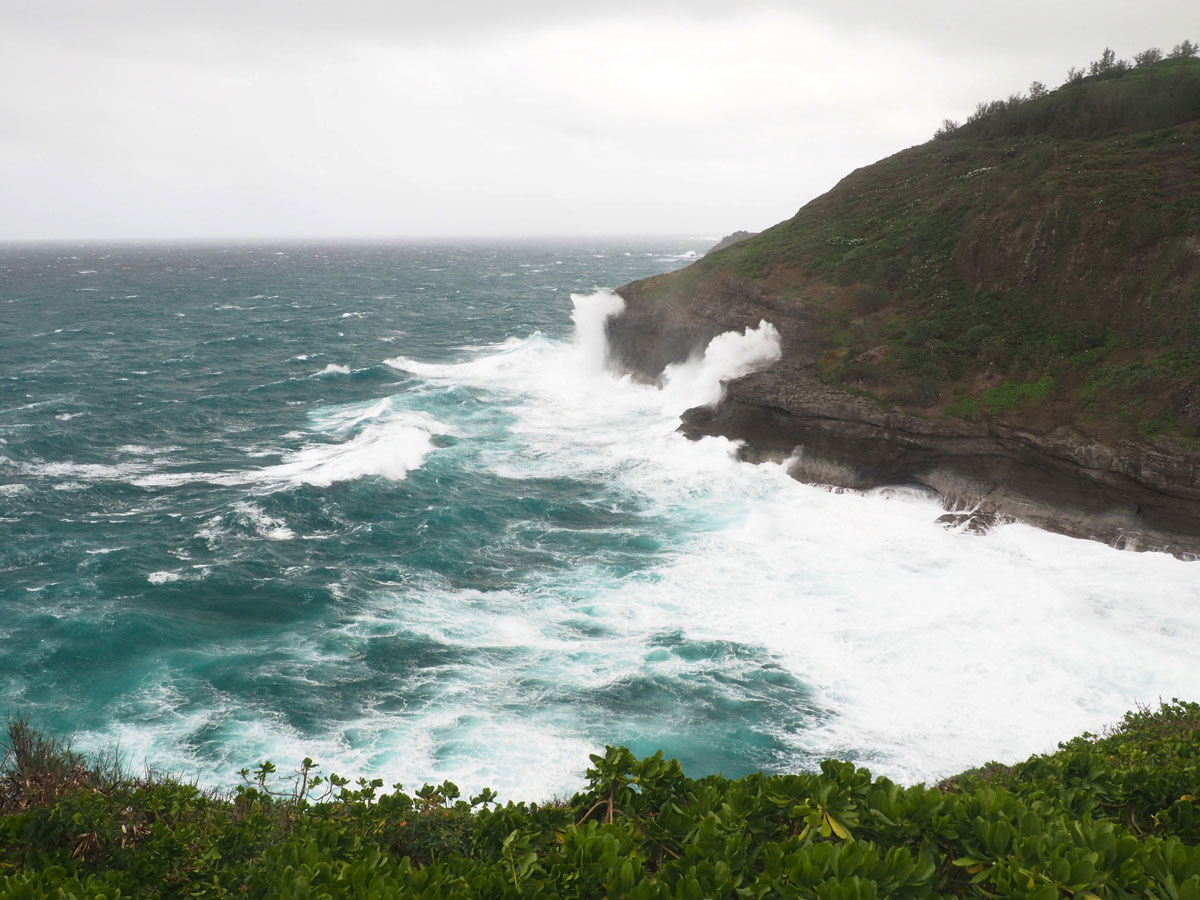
[
  {"x1": 1, "y1": 2, "x2": 1195, "y2": 240},
  {"x1": 12, "y1": 0, "x2": 1193, "y2": 53}
]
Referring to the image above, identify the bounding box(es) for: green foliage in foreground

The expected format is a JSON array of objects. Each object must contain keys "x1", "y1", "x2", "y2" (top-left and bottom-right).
[{"x1": 1, "y1": 701, "x2": 1198, "y2": 899}]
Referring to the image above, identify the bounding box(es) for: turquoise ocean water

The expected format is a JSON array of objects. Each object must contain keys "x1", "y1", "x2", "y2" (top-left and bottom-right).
[{"x1": 3, "y1": 239, "x2": 1200, "y2": 799}]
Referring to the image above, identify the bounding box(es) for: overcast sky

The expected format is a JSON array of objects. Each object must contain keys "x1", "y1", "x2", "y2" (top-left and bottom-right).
[{"x1": 1, "y1": 1, "x2": 1194, "y2": 241}]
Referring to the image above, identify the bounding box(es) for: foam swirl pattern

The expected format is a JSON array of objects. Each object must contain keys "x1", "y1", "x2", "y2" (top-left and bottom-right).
[{"x1": 1, "y1": 241, "x2": 1198, "y2": 799}]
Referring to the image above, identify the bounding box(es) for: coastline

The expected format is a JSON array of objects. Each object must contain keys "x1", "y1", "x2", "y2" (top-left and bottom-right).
[{"x1": 607, "y1": 280, "x2": 1200, "y2": 558}]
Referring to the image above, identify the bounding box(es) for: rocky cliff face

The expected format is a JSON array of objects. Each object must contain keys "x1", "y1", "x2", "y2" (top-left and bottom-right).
[
  {"x1": 608, "y1": 276, "x2": 1200, "y2": 556},
  {"x1": 605, "y1": 60, "x2": 1200, "y2": 556}
]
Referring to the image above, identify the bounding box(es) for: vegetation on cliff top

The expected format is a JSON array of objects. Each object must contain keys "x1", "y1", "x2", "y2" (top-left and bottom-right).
[
  {"x1": 659, "y1": 52, "x2": 1200, "y2": 443},
  {"x1": 2, "y1": 701, "x2": 1199, "y2": 898}
]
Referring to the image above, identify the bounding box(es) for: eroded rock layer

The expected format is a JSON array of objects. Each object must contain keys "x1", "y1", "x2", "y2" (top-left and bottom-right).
[{"x1": 608, "y1": 278, "x2": 1200, "y2": 557}]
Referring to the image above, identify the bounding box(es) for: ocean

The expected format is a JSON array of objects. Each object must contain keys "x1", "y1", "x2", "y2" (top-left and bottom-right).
[{"x1": 2, "y1": 238, "x2": 1199, "y2": 800}]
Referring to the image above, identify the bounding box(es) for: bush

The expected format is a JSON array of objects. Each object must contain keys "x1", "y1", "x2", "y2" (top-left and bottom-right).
[
  {"x1": 1170, "y1": 40, "x2": 1199, "y2": 59},
  {"x1": 934, "y1": 119, "x2": 960, "y2": 139},
  {"x1": 1, "y1": 719, "x2": 93, "y2": 813},
  {"x1": 853, "y1": 282, "x2": 889, "y2": 314},
  {"x1": 1, "y1": 704, "x2": 1199, "y2": 898},
  {"x1": 1135, "y1": 47, "x2": 1163, "y2": 67},
  {"x1": 982, "y1": 375, "x2": 1054, "y2": 415}
]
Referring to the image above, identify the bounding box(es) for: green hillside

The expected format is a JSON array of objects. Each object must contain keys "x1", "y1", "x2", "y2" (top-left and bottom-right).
[{"x1": 647, "y1": 57, "x2": 1200, "y2": 443}]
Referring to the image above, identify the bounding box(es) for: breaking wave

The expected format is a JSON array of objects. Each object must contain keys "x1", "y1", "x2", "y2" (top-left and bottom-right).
[{"x1": 4, "y1": 242, "x2": 1198, "y2": 801}]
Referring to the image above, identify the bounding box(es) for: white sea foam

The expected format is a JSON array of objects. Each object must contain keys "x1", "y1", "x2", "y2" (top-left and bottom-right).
[
  {"x1": 307, "y1": 398, "x2": 395, "y2": 433},
  {"x1": 314, "y1": 363, "x2": 351, "y2": 376},
  {"x1": 27, "y1": 460, "x2": 151, "y2": 481},
  {"x1": 118, "y1": 444, "x2": 183, "y2": 455},
  {"x1": 147, "y1": 571, "x2": 182, "y2": 584},
  {"x1": 41, "y1": 285, "x2": 1200, "y2": 801},
  {"x1": 257, "y1": 422, "x2": 435, "y2": 487},
  {"x1": 609, "y1": 476, "x2": 1200, "y2": 782},
  {"x1": 660, "y1": 320, "x2": 781, "y2": 413},
  {"x1": 136, "y1": 405, "x2": 446, "y2": 490},
  {"x1": 195, "y1": 516, "x2": 227, "y2": 548},
  {"x1": 359, "y1": 291, "x2": 1200, "y2": 791},
  {"x1": 232, "y1": 501, "x2": 296, "y2": 540},
  {"x1": 69, "y1": 661, "x2": 597, "y2": 804}
]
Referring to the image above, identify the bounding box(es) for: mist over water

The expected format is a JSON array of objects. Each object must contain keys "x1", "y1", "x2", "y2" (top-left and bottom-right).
[{"x1": 2, "y1": 240, "x2": 1199, "y2": 800}]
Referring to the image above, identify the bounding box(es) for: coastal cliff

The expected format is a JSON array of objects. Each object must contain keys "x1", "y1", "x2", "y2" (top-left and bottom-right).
[{"x1": 607, "y1": 57, "x2": 1200, "y2": 556}]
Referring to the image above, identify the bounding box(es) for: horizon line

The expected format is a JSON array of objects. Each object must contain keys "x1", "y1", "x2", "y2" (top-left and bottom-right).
[{"x1": 0, "y1": 232, "x2": 730, "y2": 248}]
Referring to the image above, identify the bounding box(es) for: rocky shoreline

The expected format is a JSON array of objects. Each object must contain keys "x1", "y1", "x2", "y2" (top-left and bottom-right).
[{"x1": 607, "y1": 280, "x2": 1200, "y2": 559}]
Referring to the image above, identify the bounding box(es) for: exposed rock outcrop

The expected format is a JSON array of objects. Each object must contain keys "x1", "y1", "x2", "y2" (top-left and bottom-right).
[
  {"x1": 607, "y1": 278, "x2": 1200, "y2": 558},
  {"x1": 605, "y1": 59, "x2": 1200, "y2": 557}
]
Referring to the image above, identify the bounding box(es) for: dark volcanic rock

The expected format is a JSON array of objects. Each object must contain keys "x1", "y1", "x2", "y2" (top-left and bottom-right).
[
  {"x1": 608, "y1": 281, "x2": 1200, "y2": 558},
  {"x1": 935, "y1": 510, "x2": 1011, "y2": 534},
  {"x1": 606, "y1": 272, "x2": 817, "y2": 385}
]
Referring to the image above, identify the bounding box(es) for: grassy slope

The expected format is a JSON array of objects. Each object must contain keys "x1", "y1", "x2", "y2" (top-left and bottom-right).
[
  {"x1": 1, "y1": 702, "x2": 1198, "y2": 898},
  {"x1": 655, "y1": 58, "x2": 1200, "y2": 444}
]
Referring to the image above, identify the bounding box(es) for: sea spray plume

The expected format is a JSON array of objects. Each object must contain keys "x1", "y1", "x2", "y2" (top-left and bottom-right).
[
  {"x1": 659, "y1": 321, "x2": 781, "y2": 415},
  {"x1": 570, "y1": 290, "x2": 625, "y2": 375}
]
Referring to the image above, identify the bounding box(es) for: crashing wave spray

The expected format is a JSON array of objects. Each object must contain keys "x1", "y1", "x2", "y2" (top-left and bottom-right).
[
  {"x1": 659, "y1": 320, "x2": 781, "y2": 415},
  {"x1": 570, "y1": 290, "x2": 625, "y2": 375}
]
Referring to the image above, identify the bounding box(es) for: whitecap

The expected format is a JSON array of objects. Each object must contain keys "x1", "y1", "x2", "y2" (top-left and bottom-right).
[
  {"x1": 232, "y1": 501, "x2": 296, "y2": 540},
  {"x1": 195, "y1": 517, "x2": 226, "y2": 547},
  {"x1": 314, "y1": 363, "x2": 351, "y2": 377},
  {"x1": 28, "y1": 460, "x2": 150, "y2": 481},
  {"x1": 307, "y1": 398, "x2": 395, "y2": 433},
  {"x1": 136, "y1": 406, "x2": 447, "y2": 490},
  {"x1": 254, "y1": 421, "x2": 436, "y2": 487},
  {"x1": 147, "y1": 571, "x2": 182, "y2": 584}
]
